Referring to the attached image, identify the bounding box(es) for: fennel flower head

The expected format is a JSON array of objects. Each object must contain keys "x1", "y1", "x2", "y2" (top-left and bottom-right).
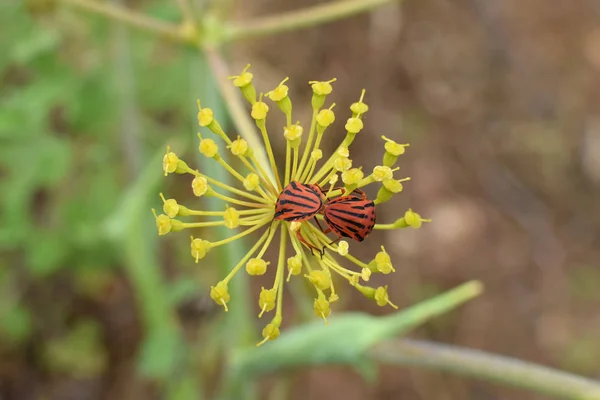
[{"x1": 154, "y1": 64, "x2": 430, "y2": 346}]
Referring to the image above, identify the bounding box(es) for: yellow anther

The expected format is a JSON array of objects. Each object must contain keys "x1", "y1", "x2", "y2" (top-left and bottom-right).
[
  {"x1": 311, "y1": 149, "x2": 323, "y2": 161},
  {"x1": 246, "y1": 258, "x2": 269, "y2": 276},
  {"x1": 374, "y1": 246, "x2": 395, "y2": 274},
  {"x1": 382, "y1": 135, "x2": 408, "y2": 156},
  {"x1": 210, "y1": 281, "x2": 230, "y2": 311},
  {"x1": 337, "y1": 240, "x2": 349, "y2": 256},
  {"x1": 361, "y1": 268, "x2": 372, "y2": 281},
  {"x1": 404, "y1": 209, "x2": 424, "y2": 229},
  {"x1": 290, "y1": 221, "x2": 302, "y2": 232},
  {"x1": 374, "y1": 285, "x2": 398, "y2": 309},
  {"x1": 223, "y1": 206, "x2": 240, "y2": 229},
  {"x1": 284, "y1": 123, "x2": 303, "y2": 141},
  {"x1": 229, "y1": 64, "x2": 253, "y2": 87},
  {"x1": 251, "y1": 98, "x2": 269, "y2": 120},
  {"x1": 306, "y1": 270, "x2": 331, "y2": 291},
  {"x1": 309, "y1": 78, "x2": 336, "y2": 96},
  {"x1": 383, "y1": 178, "x2": 405, "y2": 193},
  {"x1": 159, "y1": 193, "x2": 179, "y2": 218},
  {"x1": 163, "y1": 146, "x2": 181, "y2": 176},
  {"x1": 337, "y1": 146, "x2": 350, "y2": 158},
  {"x1": 229, "y1": 137, "x2": 250, "y2": 157},
  {"x1": 334, "y1": 156, "x2": 352, "y2": 172},
  {"x1": 258, "y1": 287, "x2": 277, "y2": 317},
  {"x1": 266, "y1": 77, "x2": 289, "y2": 102},
  {"x1": 257, "y1": 318, "x2": 281, "y2": 347},
  {"x1": 152, "y1": 209, "x2": 172, "y2": 235},
  {"x1": 243, "y1": 173, "x2": 261, "y2": 191},
  {"x1": 350, "y1": 89, "x2": 369, "y2": 115},
  {"x1": 342, "y1": 168, "x2": 364, "y2": 185},
  {"x1": 191, "y1": 176, "x2": 209, "y2": 197},
  {"x1": 199, "y1": 137, "x2": 218, "y2": 158},
  {"x1": 345, "y1": 117, "x2": 364, "y2": 134},
  {"x1": 316, "y1": 107, "x2": 336, "y2": 127},
  {"x1": 372, "y1": 165, "x2": 394, "y2": 182},
  {"x1": 314, "y1": 290, "x2": 331, "y2": 324},
  {"x1": 286, "y1": 254, "x2": 303, "y2": 281},
  {"x1": 197, "y1": 105, "x2": 214, "y2": 127},
  {"x1": 328, "y1": 174, "x2": 339, "y2": 186},
  {"x1": 190, "y1": 236, "x2": 211, "y2": 262}
]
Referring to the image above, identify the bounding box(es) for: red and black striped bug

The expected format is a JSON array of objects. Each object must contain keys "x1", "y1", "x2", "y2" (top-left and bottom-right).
[
  {"x1": 319, "y1": 188, "x2": 376, "y2": 243},
  {"x1": 274, "y1": 181, "x2": 325, "y2": 222},
  {"x1": 274, "y1": 181, "x2": 326, "y2": 253}
]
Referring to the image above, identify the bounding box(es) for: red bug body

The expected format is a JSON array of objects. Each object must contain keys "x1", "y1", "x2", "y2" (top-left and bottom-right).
[
  {"x1": 322, "y1": 189, "x2": 376, "y2": 242},
  {"x1": 274, "y1": 181, "x2": 325, "y2": 222}
]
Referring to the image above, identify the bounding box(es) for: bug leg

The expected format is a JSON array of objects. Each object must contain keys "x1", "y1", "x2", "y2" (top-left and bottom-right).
[
  {"x1": 313, "y1": 216, "x2": 332, "y2": 234},
  {"x1": 295, "y1": 229, "x2": 323, "y2": 257}
]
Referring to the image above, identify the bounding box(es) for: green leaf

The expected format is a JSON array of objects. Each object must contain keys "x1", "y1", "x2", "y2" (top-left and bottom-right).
[{"x1": 232, "y1": 280, "x2": 483, "y2": 377}]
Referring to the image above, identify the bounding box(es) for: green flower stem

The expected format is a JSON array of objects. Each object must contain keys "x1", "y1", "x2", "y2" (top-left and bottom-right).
[
  {"x1": 370, "y1": 340, "x2": 600, "y2": 400},
  {"x1": 58, "y1": 0, "x2": 184, "y2": 41},
  {"x1": 225, "y1": 0, "x2": 402, "y2": 42},
  {"x1": 203, "y1": 46, "x2": 276, "y2": 184}
]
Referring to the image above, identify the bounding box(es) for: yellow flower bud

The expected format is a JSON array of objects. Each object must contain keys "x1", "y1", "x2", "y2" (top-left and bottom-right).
[
  {"x1": 162, "y1": 149, "x2": 179, "y2": 176},
  {"x1": 309, "y1": 79, "x2": 336, "y2": 96},
  {"x1": 311, "y1": 149, "x2": 323, "y2": 161},
  {"x1": 199, "y1": 138, "x2": 218, "y2": 158},
  {"x1": 306, "y1": 270, "x2": 331, "y2": 291},
  {"x1": 372, "y1": 165, "x2": 393, "y2": 182},
  {"x1": 243, "y1": 173, "x2": 260, "y2": 191},
  {"x1": 337, "y1": 240, "x2": 349, "y2": 256},
  {"x1": 382, "y1": 135, "x2": 409, "y2": 166},
  {"x1": 153, "y1": 211, "x2": 172, "y2": 235},
  {"x1": 246, "y1": 258, "x2": 269, "y2": 276},
  {"x1": 333, "y1": 156, "x2": 352, "y2": 172},
  {"x1": 350, "y1": 101, "x2": 369, "y2": 116},
  {"x1": 228, "y1": 137, "x2": 249, "y2": 157},
  {"x1": 350, "y1": 89, "x2": 369, "y2": 116},
  {"x1": 286, "y1": 254, "x2": 303, "y2": 281},
  {"x1": 223, "y1": 206, "x2": 240, "y2": 229},
  {"x1": 289, "y1": 221, "x2": 302, "y2": 232},
  {"x1": 382, "y1": 135, "x2": 408, "y2": 156},
  {"x1": 230, "y1": 64, "x2": 253, "y2": 88},
  {"x1": 309, "y1": 78, "x2": 336, "y2": 109},
  {"x1": 161, "y1": 196, "x2": 179, "y2": 218},
  {"x1": 374, "y1": 246, "x2": 394, "y2": 274},
  {"x1": 258, "y1": 287, "x2": 277, "y2": 317},
  {"x1": 374, "y1": 285, "x2": 398, "y2": 309},
  {"x1": 404, "y1": 209, "x2": 423, "y2": 229},
  {"x1": 283, "y1": 124, "x2": 303, "y2": 141},
  {"x1": 316, "y1": 108, "x2": 335, "y2": 127},
  {"x1": 190, "y1": 236, "x2": 211, "y2": 262},
  {"x1": 210, "y1": 281, "x2": 230, "y2": 311},
  {"x1": 345, "y1": 117, "x2": 364, "y2": 134},
  {"x1": 337, "y1": 146, "x2": 350, "y2": 158},
  {"x1": 342, "y1": 168, "x2": 364, "y2": 185},
  {"x1": 266, "y1": 78, "x2": 289, "y2": 102},
  {"x1": 191, "y1": 176, "x2": 209, "y2": 197},
  {"x1": 197, "y1": 107, "x2": 214, "y2": 127},
  {"x1": 251, "y1": 100, "x2": 269, "y2": 120},
  {"x1": 383, "y1": 178, "x2": 404, "y2": 193},
  {"x1": 257, "y1": 317, "x2": 281, "y2": 346},
  {"x1": 314, "y1": 290, "x2": 331, "y2": 323},
  {"x1": 162, "y1": 146, "x2": 189, "y2": 176},
  {"x1": 361, "y1": 268, "x2": 371, "y2": 281}
]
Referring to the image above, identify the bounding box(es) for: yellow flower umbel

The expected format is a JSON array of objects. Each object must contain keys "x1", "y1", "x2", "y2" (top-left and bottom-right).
[{"x1": 154, "y1": 65, "x2": 430, "y2": 346}]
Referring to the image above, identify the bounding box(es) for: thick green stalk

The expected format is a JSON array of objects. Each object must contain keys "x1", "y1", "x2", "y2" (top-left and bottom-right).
[{"x1": 371, "y1": 340, "x2": 600, "y2": 400}]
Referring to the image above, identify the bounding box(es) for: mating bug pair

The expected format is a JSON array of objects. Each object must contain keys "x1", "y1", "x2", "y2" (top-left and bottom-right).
[{"x1": 274, "y1": 181, "x2": 376, "y2": 256}]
